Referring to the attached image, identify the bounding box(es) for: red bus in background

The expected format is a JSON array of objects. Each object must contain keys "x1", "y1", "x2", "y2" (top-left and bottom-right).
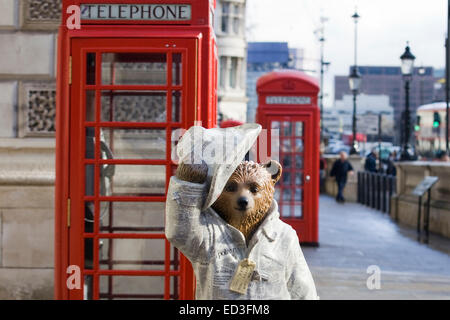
[{"x1": 342, "y1": 133, "x2": 367, "y2": 146}]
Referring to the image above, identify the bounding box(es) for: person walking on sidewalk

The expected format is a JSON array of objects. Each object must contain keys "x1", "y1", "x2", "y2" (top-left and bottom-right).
[
  {"x1": 330, "y1": 151, "x2": 354, "y2": 203},
  {"x1": 364, "y1": 149, "x2": 378, "y2": 173}
]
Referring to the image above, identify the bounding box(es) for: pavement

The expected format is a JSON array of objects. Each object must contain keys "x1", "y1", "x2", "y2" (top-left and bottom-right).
[{"x1": 302, "y1": 195, "x2": 450, "y2": 300}]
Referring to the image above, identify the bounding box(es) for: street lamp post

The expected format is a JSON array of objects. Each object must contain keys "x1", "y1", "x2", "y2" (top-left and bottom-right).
[
  {"x1": 418, "y1": 66, "x2": 425, "y2": 106},
  {"x1": 417, "y1": 66, "x2": 426, "y2": 157},
  {"x1": 400, "y1": 43, "x2": 416, "y2": 161},
  {"x1": 446, "y1": 0, "x2": 450, "y2": 155},
  {"x1": 349, "y1": 9, "x2": 360, "y2": 155},
  {"x1": 349, "y1": 66, "x2": 361, "y2": 154},
  {"x1": 317, "y1": 15, "x2": 329, "y2": 142},
  {"x1": 319, "y1": 34, "x2": 325, "y2": 140}
]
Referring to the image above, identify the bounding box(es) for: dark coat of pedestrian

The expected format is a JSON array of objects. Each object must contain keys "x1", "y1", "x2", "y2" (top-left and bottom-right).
[
  {"x1": 364, "y1": 151, "x2": 378, "y2": 173},
  {"x1": 319, "y1": 153, "x2": 327, "y2": 193},
  {"x1": 330, "y1": 151, "x2": 354, "y2": 202},
  {"x1": 385, "y1": 153, "x2": 397, "y2": 176}
]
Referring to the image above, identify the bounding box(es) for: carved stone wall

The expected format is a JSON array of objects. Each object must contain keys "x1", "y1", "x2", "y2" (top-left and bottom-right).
[
  {"x1": 391, "y1": 162, "x2": 450, "y2": 239},
  {"x1": 18, "y1": 82, "x2": 56, "y2": 137},
  {"x1": 0, "y1": 138, "x2": 55, "y2": 299},
  {"x1": 20, "y1": 0, "x2": 62, "y2": 30},
  {"x1": 0, "y1": 0, "x2": 60, "y2": 300}
]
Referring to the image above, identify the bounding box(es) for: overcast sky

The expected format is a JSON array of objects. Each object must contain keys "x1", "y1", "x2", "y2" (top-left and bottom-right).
[{"x1": 246, "y1": 0, "x2": 447, "y2": 107}]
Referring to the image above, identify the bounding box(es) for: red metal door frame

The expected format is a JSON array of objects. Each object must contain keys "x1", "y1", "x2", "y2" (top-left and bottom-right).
[
  {"x1": 68, "y1": 37, "x2": 198, "y2": 299},
  {"x1": 56, "y1": 0, "x2": 217, "y2": 300},
  {"x1": 255, "y1": 71, "x2": 320, "y2": 245},
  {"x1": 261, "y1": 112, "x2": 314, "y2": 242}
]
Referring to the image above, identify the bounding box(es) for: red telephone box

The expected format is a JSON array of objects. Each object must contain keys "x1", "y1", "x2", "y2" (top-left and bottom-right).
[
  {"x1": 256, "y1": 70, "x2": 320, "y2": 245},
  {"x1": 55, "y1": 0, "x2": 217, "y2": 300}
]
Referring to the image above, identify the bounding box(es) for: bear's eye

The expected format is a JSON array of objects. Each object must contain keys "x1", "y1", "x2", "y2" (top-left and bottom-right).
[
  {"x1": 225, "y1": 182, "x2": 237, "y2": 192},
  {"x1": 249, "y1": 184, "x2": 259, "y2": 194}
]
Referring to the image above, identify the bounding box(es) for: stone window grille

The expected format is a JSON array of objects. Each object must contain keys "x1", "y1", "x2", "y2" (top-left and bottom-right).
[
  {"x1": 21, "y1": 0, "x2": 62, "y2": 30},
  {"x1": 18, "y1": 82, "x2": 56, "y2": 137}
]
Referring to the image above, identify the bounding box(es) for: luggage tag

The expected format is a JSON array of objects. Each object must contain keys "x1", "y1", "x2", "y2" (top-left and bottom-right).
[{"x1": 229, "y1": 258, "x2": 256, "y2": 295}]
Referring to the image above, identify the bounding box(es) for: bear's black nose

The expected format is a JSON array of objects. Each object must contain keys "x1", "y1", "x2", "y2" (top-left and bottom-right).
[{"x1": 237, "y1": 197, "x2": 249, "y2": 209}]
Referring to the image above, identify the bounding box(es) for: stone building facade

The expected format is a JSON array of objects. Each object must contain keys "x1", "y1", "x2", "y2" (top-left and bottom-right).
[
  {"x1": 0, "y1": 0, "x2": 60, "y2": 299},
  {"x1": 333, "y1": 94, "x2": 395, "y2": 140},
  {"x1": 215, "y1": 0, "x2": 248, "y2": 123},
  {"x1": 334, "y1": 66, "x2": 436, "y2": 144}
]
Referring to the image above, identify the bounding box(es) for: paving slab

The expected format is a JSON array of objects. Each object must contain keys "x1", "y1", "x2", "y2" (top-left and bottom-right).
[{"x1": 302, "y1": 196, "x2": 450, "y2": 300}]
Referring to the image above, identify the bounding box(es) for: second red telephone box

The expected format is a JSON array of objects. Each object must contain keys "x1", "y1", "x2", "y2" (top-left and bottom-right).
[{"x1": 256, "y1": 70, "x2": 320, "y2": 245}]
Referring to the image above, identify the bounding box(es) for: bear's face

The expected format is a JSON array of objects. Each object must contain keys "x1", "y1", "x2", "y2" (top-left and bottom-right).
[{"x1": 212, "y1": 160, "x2": 282, "y2": 242}]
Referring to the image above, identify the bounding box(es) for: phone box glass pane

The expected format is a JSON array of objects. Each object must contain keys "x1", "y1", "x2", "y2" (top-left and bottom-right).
[
  {"x1": 99, "y1": 276, "x2": 166, "y2": 299},
  {"x1": 102, "y1": 128, "x2": 166, "y2": 160},
  {"x1": 172, "y1": 53, "x2": 182, "y2": 85},
  {"x1": 99, "y1": 202, "x2": 165, "y2": 234},
  {"x1": 101, "y1": 165, "x2": 166, "y2": 196},
  {"x1": 99, "y1": 238, "x2": 165, "y2": 271},
  {"x1": 102, "y1": 53, "x2": 167, "y2": 85},
  {"x1": 101, "y1": 90, "x2": 167, "y2": 123},
  {"x1": 85, "y1": 90, "x2": 96, "y2": 121}
]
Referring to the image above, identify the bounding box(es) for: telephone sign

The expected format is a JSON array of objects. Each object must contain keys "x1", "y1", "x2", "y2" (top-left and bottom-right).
[{"x1": 80, "y1": 4, "x2": 192, "y2": 21}]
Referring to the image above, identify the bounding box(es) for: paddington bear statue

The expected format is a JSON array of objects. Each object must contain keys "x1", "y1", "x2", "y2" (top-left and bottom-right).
[{"x1": 165, "y1": 124, "x2": 318, "y2": 300}]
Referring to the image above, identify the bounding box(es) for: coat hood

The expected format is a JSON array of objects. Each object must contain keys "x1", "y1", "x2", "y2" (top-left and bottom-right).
[{"x1": 176, "y1": 123, "x2": 262, "y2": 210}]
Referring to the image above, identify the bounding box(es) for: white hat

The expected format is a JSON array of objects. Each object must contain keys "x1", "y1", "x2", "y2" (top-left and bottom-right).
[{"x1": 175, "y1": 123, "x2": 262, "y2": 210}]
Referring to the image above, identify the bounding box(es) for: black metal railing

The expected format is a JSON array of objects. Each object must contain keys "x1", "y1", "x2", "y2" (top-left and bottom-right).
[{"x1": 357, "y1": 171, "x2": 396, "y2": 214}]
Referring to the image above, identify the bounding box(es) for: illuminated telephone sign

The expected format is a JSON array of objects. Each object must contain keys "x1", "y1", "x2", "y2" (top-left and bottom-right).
[{"x1": 80, "y1": 3, "x2": 192, "y2": 21}]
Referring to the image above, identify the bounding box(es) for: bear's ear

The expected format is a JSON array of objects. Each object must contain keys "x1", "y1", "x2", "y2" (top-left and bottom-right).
[{"x1": 263, "y1": 160, "x2": 282, "y2": 184}]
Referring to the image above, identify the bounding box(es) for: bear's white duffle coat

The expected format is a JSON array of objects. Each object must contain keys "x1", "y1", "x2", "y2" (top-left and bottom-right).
[{"x1": 165, "y1": 176, "x2": 319, "y2": 300}]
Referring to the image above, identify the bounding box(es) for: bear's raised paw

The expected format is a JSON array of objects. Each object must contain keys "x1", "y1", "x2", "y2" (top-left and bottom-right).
[{"x1": 175, "y1": 161, "x2": 209, "y2": 184}]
